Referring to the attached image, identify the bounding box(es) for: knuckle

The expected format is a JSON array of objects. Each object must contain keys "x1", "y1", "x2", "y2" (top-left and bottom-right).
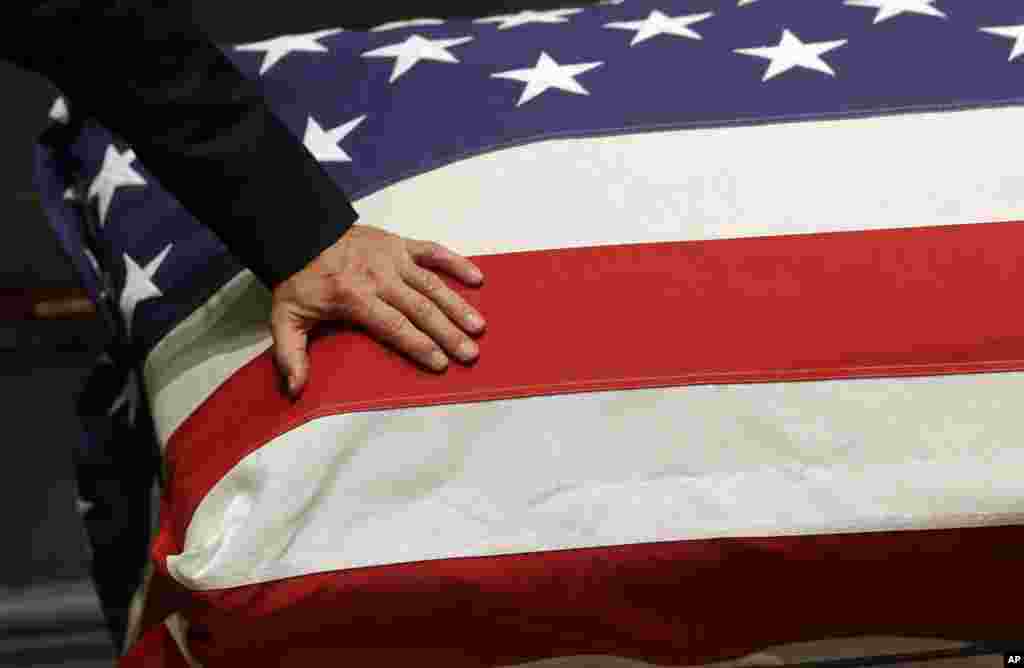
[
  {"x1": 380, "y1": 312, "x2": 408, "y2": 337},
  {"x1": 366, "y1": 263, "x2": 392, "y2": 284},
  {"x1": 417, "y1": 271, "x2": 445, "y2": 296},
  {"x1": 410, "y1": 297, "x2": 436, "y2": 320}
]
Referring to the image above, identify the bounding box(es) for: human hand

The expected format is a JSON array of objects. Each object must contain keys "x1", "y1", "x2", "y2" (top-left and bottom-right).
[{"x1": 270, "y1": 224, "x2": 486, "y2": 399}]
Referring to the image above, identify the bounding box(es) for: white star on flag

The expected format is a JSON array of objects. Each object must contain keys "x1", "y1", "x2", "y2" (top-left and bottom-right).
[
  {"x1": 843, "y1": 0, "x2": 946, "y2": 24},
  {"x1": 234, "y1": 28, "x2": 345, "y2": 76},
  {"x1": 88, "y1": 145, "x2": 147, "y2": 227},
  {"x1": 49, "y1": 96, "x2": 69, "y2": 124},
  {"x1": 120, "y1": 243, "x2": 172, "y2": 339},
  {"x1": 734, "y1": 29, "x2": 848, "y2": 81},
  {"x1": 600, "y1": 0, "x2": 625, "y2": 5},
  {"x1": 371, "y1": 18, "x2": 446, "y2": 32},
  {"x1": 107, "y1": 367, "x2": 140, "y2": 427},
  {"x1": 474, "y1": 9, "x2": 584, "y2": 30},
  {"x1": 491, "y1": 52, "x2": 604, "y2": 107},
  {"x1": 738, "y1": 0, "x2": 759, "y2": 5},
  {"x1": 980, "y1": 25, "x2": 1024, "y2": 62},
  {"x1": 303, "y1": 115, "x2": 367, "y2": 162},
  {"x1": 362, "y1": 34, "x2": 474, "y2": 83},
  {"x1": 63, "y1": 187, "x2": 76, "y2": 201},
  {"x1": 604, "y1": 10, "x2": 714, "y2": 46}
]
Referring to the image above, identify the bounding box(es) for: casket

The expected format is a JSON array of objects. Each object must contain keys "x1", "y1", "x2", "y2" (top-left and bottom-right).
[{"x1": 34, "y1": 1, "x2": 1024, "y2": 665}]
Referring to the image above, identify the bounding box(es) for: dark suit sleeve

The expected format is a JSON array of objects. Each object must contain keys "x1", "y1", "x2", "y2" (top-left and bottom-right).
[{"x1": 3, "y1": 1, "x2": 359, "y2": 291}]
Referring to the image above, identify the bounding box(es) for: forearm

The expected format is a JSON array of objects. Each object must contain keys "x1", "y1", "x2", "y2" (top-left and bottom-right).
[{"x1": 4, "y1": 1, "x2": 359, "y2": 290}]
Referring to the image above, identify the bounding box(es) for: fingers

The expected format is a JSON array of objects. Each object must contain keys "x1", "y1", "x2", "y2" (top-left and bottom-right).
[
  {"x1": 407, "y1": 240, "x2": 484, "y2": 287},
  {"x1": 402, "y1": 240, "x2": 487, "y2": 364},
  {"x1": 270, "y1": 307, "x2": 311, "y2": 399},
  {"x1": 401, "y1": 263, "x2": 486, "y2": 335},
  {"x1": 268, "y1": 232, "x2": 488, "y2": 389},
  {"x1": 378, "y1": 279, "x2": 480, "y2": 367},
  {"x1": 362, "y1": 297, "x2": 451, "y2": 372}
]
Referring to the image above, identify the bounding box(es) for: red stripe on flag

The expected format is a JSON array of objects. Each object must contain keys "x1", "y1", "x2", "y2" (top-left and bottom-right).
[
  {"x1": 164, "y1": 220, "x2": 1024, "y2": 535},
  {"x1": 179, "y1": 525, "x2": 1023, "y2": 665}
]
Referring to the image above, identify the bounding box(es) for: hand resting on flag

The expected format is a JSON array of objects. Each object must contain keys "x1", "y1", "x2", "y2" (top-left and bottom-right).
[{"x1": 270, "y1": 223, "x2": 487, "y2": 400}]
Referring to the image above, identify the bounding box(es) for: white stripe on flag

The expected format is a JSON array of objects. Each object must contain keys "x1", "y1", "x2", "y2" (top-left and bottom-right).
[{"x1": 167, "y1": 373, "x2": 1024, "y2": 590}]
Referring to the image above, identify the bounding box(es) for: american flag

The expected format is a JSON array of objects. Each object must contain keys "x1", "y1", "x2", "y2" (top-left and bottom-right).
[{"x1": 33, "y1": 1, "x2": 1024, "y2": 665}]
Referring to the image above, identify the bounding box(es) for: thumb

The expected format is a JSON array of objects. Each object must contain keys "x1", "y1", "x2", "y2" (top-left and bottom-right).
[{"x1": 271, "y1": 309, "x2": 310, "y2": 399}]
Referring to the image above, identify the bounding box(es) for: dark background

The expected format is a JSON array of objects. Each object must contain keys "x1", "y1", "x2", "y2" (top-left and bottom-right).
[{"x1": 0, "y1": 3, "x2": 583, "y2": 665}]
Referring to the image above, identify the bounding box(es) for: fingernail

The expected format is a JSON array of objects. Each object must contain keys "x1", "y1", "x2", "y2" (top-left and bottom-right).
[
  {"x1": 467, "y1": 313, "x2": 484, "y2": 331},
  {"x1": 431, "y1": 350, "x2": 449, "y2": 370},
  {"x1": 457, "y1": 340, "x2": 478, "y2": 362}
]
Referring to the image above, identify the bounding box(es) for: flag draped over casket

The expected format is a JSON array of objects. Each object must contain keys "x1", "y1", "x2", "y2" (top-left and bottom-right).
[{"x1": 33, "y1": 1, "x2": 1024, "y2": 665}]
